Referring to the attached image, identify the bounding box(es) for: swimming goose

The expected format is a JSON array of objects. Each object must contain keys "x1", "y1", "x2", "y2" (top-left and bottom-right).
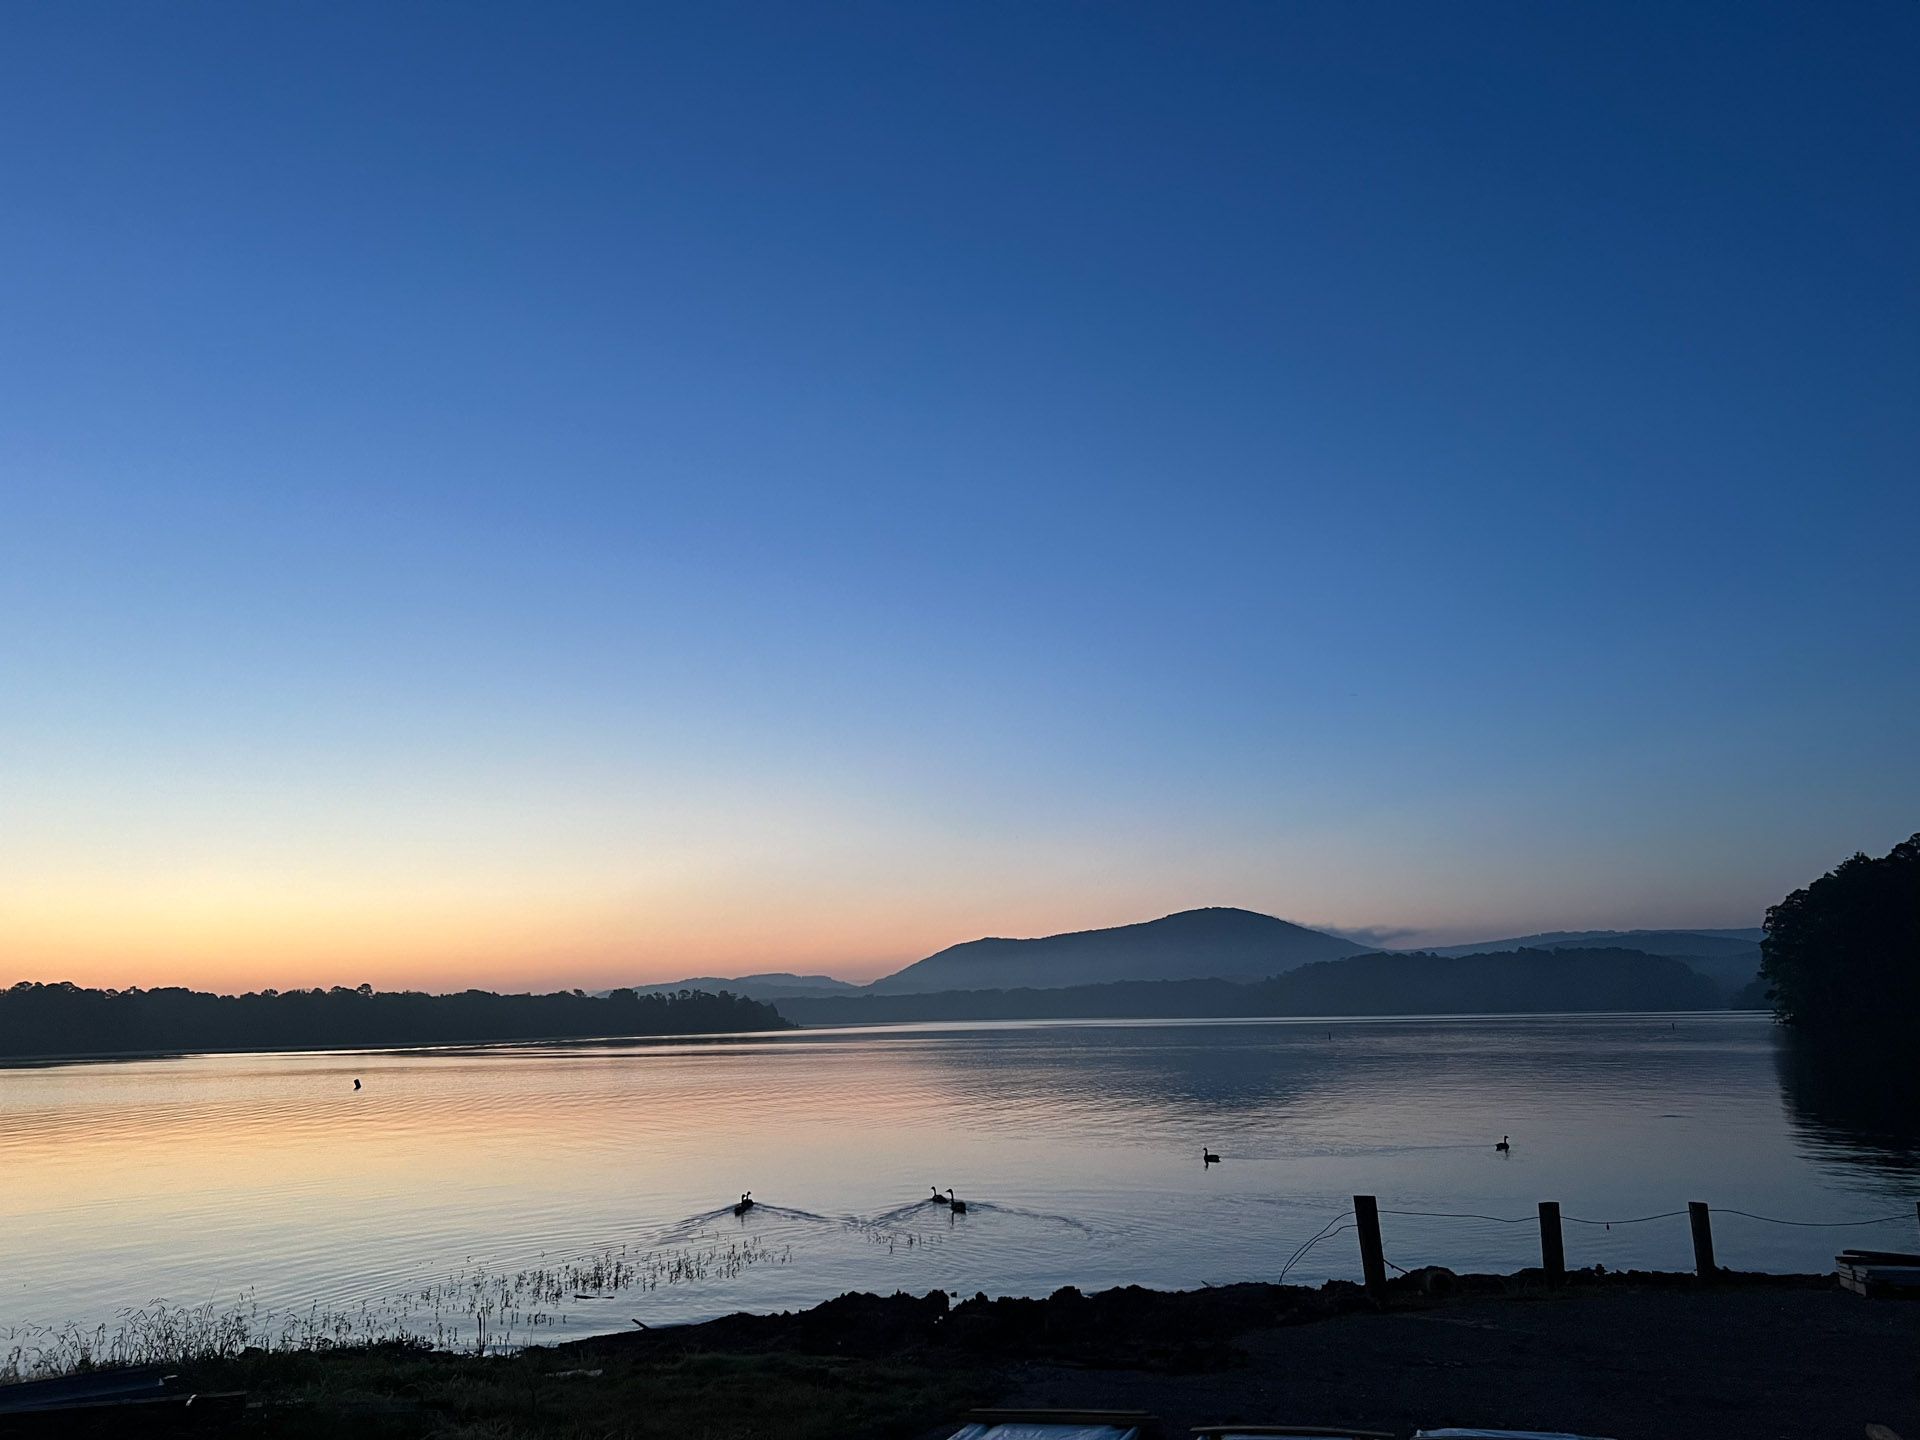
[
  {"x1": 1203, "y1": 1147, "x2": 1220, "y2": 1164},
  {"x1": 929, "y1": 1186, "x2": 950, "y2": 1206},
  {"x1": 1495, "y1": 1136, "x2": 1510, "y2": 1153},
  {"x1": 947, "y1": 1188, "x2": 967, "y2": 1214},
  {"x1": 733, "y1": 1191, "x2": 755, "y2": 1215}
]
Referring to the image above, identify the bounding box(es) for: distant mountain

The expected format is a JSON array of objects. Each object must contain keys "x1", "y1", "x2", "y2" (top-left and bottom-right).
[
  {"x1": 1424, "y1": 928, "x2": 1763, "y2": 997},
  {"x1": 608, "y1": 973, "x2": 863, "y2": 1002},
  {"x1": 867, "y1": 907, "x2": 1366, "y2": 994},
  {"x1": 780, "y1": 946, "x2": 1723, "y2": 1025}
]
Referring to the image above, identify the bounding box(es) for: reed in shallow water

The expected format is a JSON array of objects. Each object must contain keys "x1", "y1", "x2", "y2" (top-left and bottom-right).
[{"x1": 0, "y1": 1236, "x2": 794, "y2": 1383}]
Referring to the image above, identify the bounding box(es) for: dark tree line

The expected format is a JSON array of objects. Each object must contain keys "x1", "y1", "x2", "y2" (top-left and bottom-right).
[
  {"x1": 1761, "y1": 831, "x2": 1919, "y2": 1031},
  {"x1": 0, "y1": 981, "x2": 790, "y2": 1060}
]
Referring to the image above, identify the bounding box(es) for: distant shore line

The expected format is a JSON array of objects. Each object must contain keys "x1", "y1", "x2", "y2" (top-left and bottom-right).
[
  {"x1": 0, "y1": 1006, "x2": 1776, "y2": 1068},
  {"x1": 0, "y1": 1024, "x2": 795, "y2": 1069},
  {"x1": 0, "y1": 982, "x2": 791, "y2": 1064},
  {"x1": 775, "y1": 946, "x2": 1757, "y2": 1025}
]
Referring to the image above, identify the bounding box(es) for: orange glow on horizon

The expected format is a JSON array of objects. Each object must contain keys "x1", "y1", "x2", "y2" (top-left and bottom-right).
[
  {"x1": 3, "y1": 848, "x2": 1735, "y2": 996},
  {"x1": 0, "y1": 903, "x2": 927, "y2": 994}
]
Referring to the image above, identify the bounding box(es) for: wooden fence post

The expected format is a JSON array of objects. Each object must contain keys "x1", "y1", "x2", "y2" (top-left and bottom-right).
[
  {"x1": 1538, "y1": 1201, "x2": 1565, "y2": 1286},
  {"x1": 1353, "y1": 1195, "x2": 1387, "y2": 1293},
  {"x1": 1688, "y1": 1201, "x2": 1716, "y2": 1279}
]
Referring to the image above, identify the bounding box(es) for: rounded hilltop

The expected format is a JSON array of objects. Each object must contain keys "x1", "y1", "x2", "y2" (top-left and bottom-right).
[{"x1": 867, "y1": 907, "x2": 1365, "y2": 994}]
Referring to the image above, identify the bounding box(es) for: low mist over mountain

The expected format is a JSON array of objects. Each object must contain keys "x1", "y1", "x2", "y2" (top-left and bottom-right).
[{"x1": 868, "y1": 907, "x2": 1365, "y2": 994}]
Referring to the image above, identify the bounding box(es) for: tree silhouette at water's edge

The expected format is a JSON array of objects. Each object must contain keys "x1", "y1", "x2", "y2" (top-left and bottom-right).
[
  {"x1": 0, "y1": 982, "x2": 790, "y2": 1060},
  {"x1": 1759, "y1": 831, "x2": 1919, "y2": 1032}
]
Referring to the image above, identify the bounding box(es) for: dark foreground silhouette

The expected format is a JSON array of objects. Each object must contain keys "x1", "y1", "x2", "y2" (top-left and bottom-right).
[
  {"x1": 37, "y1": 1269, "x2": 1915, "y2": 1439},
  {"x1": 0, "y1": 982, "x2": 790, "y2": 1060}
]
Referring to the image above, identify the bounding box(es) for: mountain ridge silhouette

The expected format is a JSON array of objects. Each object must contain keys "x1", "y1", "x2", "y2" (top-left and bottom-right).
[{"x1": 868, "y1": 906, "x2": 1366, "y2": 994}]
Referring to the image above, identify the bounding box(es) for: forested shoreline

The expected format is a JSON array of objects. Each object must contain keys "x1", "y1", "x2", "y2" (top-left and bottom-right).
[
  {"x1": 0, "y1": 982, "x2": 790, "y2": 1060},
  {"x1": 774, "y1": 946, "x2": 1727, "y2": 1026},
  {"x1": 1760, "y1": 831, "x2": 1918, "y2": 1032}
]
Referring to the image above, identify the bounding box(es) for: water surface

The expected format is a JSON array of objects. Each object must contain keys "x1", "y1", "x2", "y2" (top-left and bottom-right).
[{"x1": 3, "y1": 1014, "x2": 1915, "y2": 1349}]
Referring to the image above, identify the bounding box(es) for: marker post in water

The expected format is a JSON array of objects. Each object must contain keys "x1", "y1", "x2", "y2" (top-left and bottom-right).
[
  {"x1": 1538, "y1": 1201, "x2": 1565, "y2": 1286},
  {"x1": 1352, "y1": 1195, "x2": 1386, "y2": 1292},
  {"x1": 1689, "y1": 1201, "x2": 1717, "y2": 1279}
]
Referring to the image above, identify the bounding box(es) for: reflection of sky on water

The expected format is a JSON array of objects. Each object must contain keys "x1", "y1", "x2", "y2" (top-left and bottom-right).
[{"x1": 2, "y1": 1015, "x2": 1914, "y2": 1343}]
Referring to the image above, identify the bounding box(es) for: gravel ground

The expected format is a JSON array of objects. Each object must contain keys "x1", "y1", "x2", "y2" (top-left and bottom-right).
[{"x1": 991, "y1": 1285, "x2": 1920, "y2": 1440}]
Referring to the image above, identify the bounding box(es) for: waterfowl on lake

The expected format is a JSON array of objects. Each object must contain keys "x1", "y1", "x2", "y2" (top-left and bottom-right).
[
  {"x1": 352, "y1": 1078, "x2": 361, "y2": 1091},
  {"x1": 1495, "y1": 1136, "x2": 1510, "y2": 1152},
  {"x1": 930, "y1": 1186, "x2": 950, "y2": 1206},
  {"x1": 733, "y1": 1191, "x2": 754, "y2": 1215},
  {"x1": 947, "y1": 1188, "x2": 967, "y2": 1214},
  {"x1": 1203, "y1": 1147, "x2": 1220, "y2": 1164}
]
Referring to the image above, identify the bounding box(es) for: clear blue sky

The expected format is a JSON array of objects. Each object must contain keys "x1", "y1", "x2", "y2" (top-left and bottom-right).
[{"x1": 3, "y1": 2, "x2": 1915, "y2": 989}]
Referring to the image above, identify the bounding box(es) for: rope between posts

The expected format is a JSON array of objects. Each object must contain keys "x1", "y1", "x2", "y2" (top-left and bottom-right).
[
  {"x1": 1280, "y1": 1203, "x2": 1916, "y2": 1286},
  {"x1": 1380, "y1": 1207, "x2": 1687, "y2": 1226},
  {"x1": 1709, "y1": 1208, "x2": 1916, "y2": 1228},
  {"x1": 1277, "y1": 1216, "x2": 1353, "y2": 1283},
  {"x1": 1379, "y1": 1206, "x2": 1915, "y2": 1228}
]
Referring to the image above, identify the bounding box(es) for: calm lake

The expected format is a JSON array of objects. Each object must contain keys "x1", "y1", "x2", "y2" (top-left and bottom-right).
[{"x1": 4, "y1": 1013, "x2": 1917, "y2": 1354}]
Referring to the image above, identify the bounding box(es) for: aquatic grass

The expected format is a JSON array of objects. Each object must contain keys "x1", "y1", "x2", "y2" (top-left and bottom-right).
[
  {"x1": 0, "y1": 1209, "x2": 979, "y2": 1384},
  {"x1": 0, "y1": 1235, "x2": 794, "y2": 1384}
]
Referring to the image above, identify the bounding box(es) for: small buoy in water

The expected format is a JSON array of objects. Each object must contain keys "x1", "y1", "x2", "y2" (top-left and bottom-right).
[{"x1": 353, "y1": 1078, "x2": 361, "y2": 1091}]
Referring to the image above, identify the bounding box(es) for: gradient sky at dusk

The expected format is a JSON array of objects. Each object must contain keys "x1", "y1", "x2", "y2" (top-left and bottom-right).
[{"x1": 3, "y1": 3, "x2": 1916, "y2": 992}]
